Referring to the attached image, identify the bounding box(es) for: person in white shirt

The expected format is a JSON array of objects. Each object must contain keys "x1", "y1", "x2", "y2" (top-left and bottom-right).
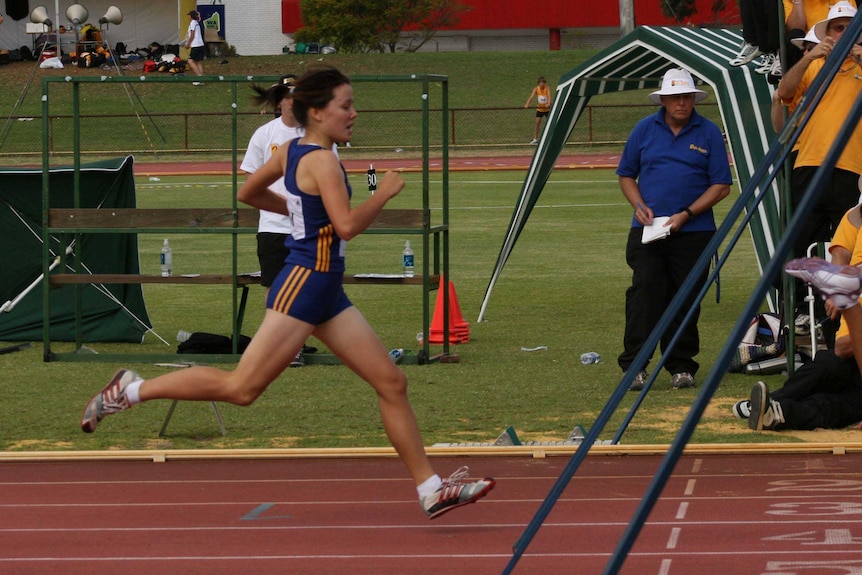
[
  {"x1": 182, "y1": 10, "x2": 205, "y2": 84},
  {"x1": 241, "y1": 76, "x2": 301, "y2": 293},
  {"x1": 240, "y1": 75, "x2": 337, "y2": 366}
]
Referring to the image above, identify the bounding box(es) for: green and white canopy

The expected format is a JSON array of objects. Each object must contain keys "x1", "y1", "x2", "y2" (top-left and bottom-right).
[{"x1": 479, "y1": 26, "x2": 780, "y2": 321}]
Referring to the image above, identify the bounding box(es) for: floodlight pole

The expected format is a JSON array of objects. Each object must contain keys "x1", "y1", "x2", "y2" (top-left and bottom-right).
[{"x1": 620, "y1": 0, "x2": 635, "y2": 35}]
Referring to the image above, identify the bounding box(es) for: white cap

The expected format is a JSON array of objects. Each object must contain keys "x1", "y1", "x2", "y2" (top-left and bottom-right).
[
  {"x1": 791, "y1": 25, "x2": 820, "y2": 50},
  {"x1": 648, "y1": 68, "x2": 708, "y2": 105},
  {"x1": 813, "y1": 1, "x2": 857, "y2": 41}
]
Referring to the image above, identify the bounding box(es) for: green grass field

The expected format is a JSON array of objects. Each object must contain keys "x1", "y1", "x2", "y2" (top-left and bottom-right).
[
  {"x1": 0, "y1": 166, "x2": 800, "y2": 452},
  {"x1": 0, "y1": 50, "x2": 822, "y2": 453}
]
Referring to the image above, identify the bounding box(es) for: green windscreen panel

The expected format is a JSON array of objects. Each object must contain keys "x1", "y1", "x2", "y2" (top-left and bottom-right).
[{"x1": 0, "y1": 156, "x2": 151, "y2": 342}]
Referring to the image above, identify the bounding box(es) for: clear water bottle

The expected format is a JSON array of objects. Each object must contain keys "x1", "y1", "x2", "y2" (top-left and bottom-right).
[
  {"x1": 160, "y1": 238, "x2": 172, "y2": 277},
  {"x1": 580, "y1": 352, "x2": 601, "y2": 365},
  {"x1": 388, "y1": 348, "x2": 404, "y2": 364},
  {"x1": 402, "y1": 240, "x2": 414, "y2": 278}
]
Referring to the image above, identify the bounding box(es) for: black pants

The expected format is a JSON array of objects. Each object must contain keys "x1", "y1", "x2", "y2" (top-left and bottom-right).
[
  {"x1": 618, "y1": 229, "x2": 713, "y2": 376},
  {"x1": 772, "y1": 350, "x2": 862, "y2": 430},
  {"x1": 739, "y1": 0, "x2": 780, "y2": 53},
  {"x1": 790, "y1": 166, "x2": 861, "y2": 261}
]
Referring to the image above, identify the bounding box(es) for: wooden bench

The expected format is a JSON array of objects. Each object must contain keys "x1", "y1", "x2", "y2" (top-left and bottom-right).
[
  {"x1": 45, "y1": 207, "x2": 444, "y2": 365},
  {"x1": 48, "y1": 207, "x2": 438, "y2": 287}
]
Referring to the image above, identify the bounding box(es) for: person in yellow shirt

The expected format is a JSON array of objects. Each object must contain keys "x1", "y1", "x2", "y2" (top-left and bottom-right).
[
  {"x1": 776, "y1": 1, "x2": 862, "y2": 341},
  {"x1": 784, "y1": 0, "x2": 857, "y2": 69},
  {"x1": 524, "y1": 76, "x2": 551, "y2": 145},
  {"x1": 744, "y1": 204, "x2": 862, "y2": 432}
]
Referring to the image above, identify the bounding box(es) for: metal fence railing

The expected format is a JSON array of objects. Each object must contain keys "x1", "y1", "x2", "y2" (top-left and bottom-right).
[{"x1": 0, "y1": 102, "x2": 722, "y2": 158}]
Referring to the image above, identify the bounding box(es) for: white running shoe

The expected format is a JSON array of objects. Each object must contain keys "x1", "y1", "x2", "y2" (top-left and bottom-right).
[
  {"x1": 81, "y1": 369, "x2": 140, "y2": 433},
  {"x1": 755, "y1": 52, "x2": 776, "y2": 74},
  {"x1": 420, "y1": 466, "x2": 495, "y2": 519},
  {"x1": 627, "y1": 370, "x2": 648, "y2": 392},
  {"x1": 748, "y1": 381, "x2": 785, "y2": 431},
  {"x1": 732, "y1": 399, "x2": 751, "y2": 419},
  {"x1": 729, "y1": 42, "x2": 761, "y2": 66},
  {"x1": 785, "y1": 257, "x2": 862, "y2": 309},
  {"x1": 671, "y1": 372, "x2": 695, "y2": 389},
  {"x1": 769, "y1": 53, "x2": 783, "y2": 78}
]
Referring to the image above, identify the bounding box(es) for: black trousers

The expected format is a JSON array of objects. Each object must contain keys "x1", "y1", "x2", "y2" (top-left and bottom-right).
[
  {"x1": 772, "y1": 350, "x2": 862, "y2": 430},
  {"x1": 739, "y1": 0, "x2": 780, "y2": 53},
  {"x1": 618, "y1": 229, "x2": 714, "y2": 376},
  {"x1": 790, "y1": 166, "x2": 861, "y2": 262}
]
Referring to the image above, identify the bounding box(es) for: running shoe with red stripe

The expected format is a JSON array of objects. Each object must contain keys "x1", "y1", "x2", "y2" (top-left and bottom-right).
[
  {"x1": 421, "y1": 466, "x2": 495, "y2": 519},
  {"x1": 80, "y1": 369, "x2": 140, "y2": 433}
]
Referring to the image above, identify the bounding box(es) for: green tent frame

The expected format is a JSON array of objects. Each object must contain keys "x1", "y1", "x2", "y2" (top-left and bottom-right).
[{"x1": 479, "y1": 26, "x2": 780, "y2": 321}]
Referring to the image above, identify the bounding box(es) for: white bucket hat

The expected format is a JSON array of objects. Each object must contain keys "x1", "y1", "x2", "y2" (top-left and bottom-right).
[
  {"x1": 649, "y1": 68, "x2": 708, "y2": 105},
  {"x1": 791, "y1": 25, "x2": 821, "y2": 50},
  {"x1": 813, "y1": 1, "x2": 857, "y2": 41}
]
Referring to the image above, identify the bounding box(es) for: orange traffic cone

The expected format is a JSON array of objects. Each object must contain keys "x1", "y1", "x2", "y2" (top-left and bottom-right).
[
  {"x1": 447, "y1": 279, "x2": 470, "y2": 342},
  {"x1": 429, "y1": 277, "x2": 470, "y2": 344}
]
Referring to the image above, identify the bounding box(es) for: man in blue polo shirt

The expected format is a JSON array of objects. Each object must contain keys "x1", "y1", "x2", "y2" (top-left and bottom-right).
[{"x1": 617, "y1": 68, "x2": 732, "y2": 392}]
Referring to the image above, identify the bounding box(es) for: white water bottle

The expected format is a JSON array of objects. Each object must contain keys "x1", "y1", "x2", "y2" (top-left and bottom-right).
[
  {"x1": 402, "y1": 240, "x2": 414, "y2": 278},
  {"x1": 160, "y1": 238, "x2": 173, "y2": 277},
  {"x1": 580, "y1": 352, "x2": 601, "y2": 365}
]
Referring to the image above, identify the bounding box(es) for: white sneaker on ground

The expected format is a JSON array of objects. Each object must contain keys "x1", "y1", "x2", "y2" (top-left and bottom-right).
[
  {"x1": 81, "y1": 369, "x2": 140, "y2": 433},
  {"x1": 732, "y1": 399, "x2": 751, "y2": 419},
  {"x1": 729, "y1": 42, "x2": 761, "y2": 66},
  {"x1": 529, "y1": 138, "x2": 538, "y2": 145},
  {"x1": 627, "y1": 370, "x2": 648, "y2": 392},
  {"x1": 420, "y1": 466, "x2": 495, "y2": 519},
  {"x1": 671, "y1": 372, "x2": 695, "y2": 389},
  {"x1": 748, "y1": 381, "x2": 785, "y2": 431},
  {"x1": 785, "y1": 257, "x2": 862, "y2": 309}
]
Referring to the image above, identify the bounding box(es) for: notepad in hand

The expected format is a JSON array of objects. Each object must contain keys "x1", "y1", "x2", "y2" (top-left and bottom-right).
[{"x1": 641, "y1": 216, "x2": 671, "y2": 244}]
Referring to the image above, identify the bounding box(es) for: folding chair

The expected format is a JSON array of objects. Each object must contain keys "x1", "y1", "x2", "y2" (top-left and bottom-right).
[{"x1": 802, "y1": 241, "x2": 831, "y2": 355}]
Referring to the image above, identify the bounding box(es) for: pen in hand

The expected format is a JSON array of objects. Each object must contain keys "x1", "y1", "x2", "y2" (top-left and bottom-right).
[{"x1": 635, "y1": 201, "x2": 653, "y2": 225}]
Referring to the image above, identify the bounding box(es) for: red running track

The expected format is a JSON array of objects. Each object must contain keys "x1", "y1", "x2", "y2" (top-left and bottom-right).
[{"x1": 2, "y1": 452, "x2": 862, "y2": 574}]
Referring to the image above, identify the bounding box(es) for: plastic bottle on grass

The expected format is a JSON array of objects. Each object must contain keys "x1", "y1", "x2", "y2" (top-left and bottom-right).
[
  {"x1": 402, "y1": 240, "x2": 414, "y2": 278},
  {"x1": 160, "y1": 239, "x2": 172, "y2": 277},
  {"x1": 580, "y1": 352, "x2": 601, "y2": 365}
]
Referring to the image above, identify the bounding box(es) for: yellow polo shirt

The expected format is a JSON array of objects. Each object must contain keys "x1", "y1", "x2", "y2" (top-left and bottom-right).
[
  {"x1": 785, "y1": 58, "x2": 862, "y2": 174},
  {"x1": 783, "y1": 0, "x2": 857, "y2": 25},
  {"x1": 829, "y1": 204, "x2": 862, "y2": 339}
]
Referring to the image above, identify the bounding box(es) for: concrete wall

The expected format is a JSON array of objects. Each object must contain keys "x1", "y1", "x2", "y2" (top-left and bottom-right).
[{"x1": 224, "y1": 0, "x2": 291, "y2": 56}]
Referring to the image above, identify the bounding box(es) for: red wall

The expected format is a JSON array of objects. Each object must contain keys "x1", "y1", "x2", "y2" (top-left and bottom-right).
[{"x1": 281, "y1": 1, "x2": 740, "y2": 33}]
